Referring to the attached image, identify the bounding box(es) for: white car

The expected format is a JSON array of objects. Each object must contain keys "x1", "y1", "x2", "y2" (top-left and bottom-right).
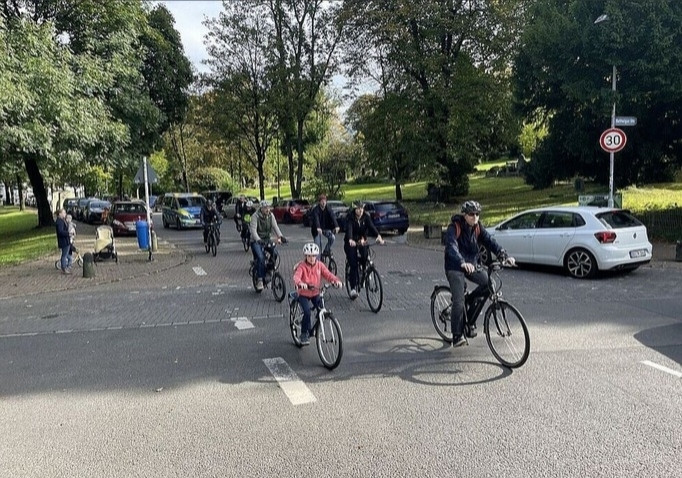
[{"x1": 484, "y1": 206, "x2": 652, "y2": 279}]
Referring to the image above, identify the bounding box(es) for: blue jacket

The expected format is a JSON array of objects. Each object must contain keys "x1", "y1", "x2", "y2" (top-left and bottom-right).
[
  {"x1": 444, "y1": 214, "x2": 504, "y2": 271},
  {"x1": 55, "y1": 217, "x2": 70, "y2": 248}
]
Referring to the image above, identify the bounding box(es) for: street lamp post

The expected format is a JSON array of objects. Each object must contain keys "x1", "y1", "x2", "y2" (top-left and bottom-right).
[{"x1": 595, "y1": 13, "x2": 616, "y2": 208}]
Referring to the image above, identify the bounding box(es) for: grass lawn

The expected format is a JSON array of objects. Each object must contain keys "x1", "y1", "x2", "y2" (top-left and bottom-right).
[{"x1": 0, "y1": 207, "x2": 57, "y2": 267}]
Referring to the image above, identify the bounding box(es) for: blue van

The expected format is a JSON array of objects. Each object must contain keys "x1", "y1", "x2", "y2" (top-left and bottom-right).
[{"x1": 161, "y1": 193, "x2": 205, "y2": 230}]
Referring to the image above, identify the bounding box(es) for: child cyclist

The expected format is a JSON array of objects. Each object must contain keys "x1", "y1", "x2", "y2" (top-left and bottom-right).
[{"x1": 293, "y1": 242, "x2": 342, "y2": 345}]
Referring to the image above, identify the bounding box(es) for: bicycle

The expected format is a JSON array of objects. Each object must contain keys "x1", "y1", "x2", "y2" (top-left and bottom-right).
[
  {"x1": 240, "y1": 216, "x2": 251, "y2": 252},
  {"x1": 344, "y1": 243, "x2": 383, "y2": 313},
  {"x1": 289, "y1": 283, "x2": 343, "y2": 369},
  {"x1": 55, "y1": 245, "x2": 83, "y2": 269},
  {"x1": 249, "y1": 240, "x2": 286, "y2": 302},
  {"x1": 320, "y1": 249, "x2": 337, "y2": 275},
  {"x1": 430, "y1": 260, "x2": 530, "y2": 368},
  {"x1": 204, "y1": 222, "x2": 220, "y2": 256}
]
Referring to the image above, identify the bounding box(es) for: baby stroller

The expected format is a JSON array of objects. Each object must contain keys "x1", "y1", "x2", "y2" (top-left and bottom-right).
[{"x1": 93, "y1": 225, "x2": 118, "y2": 263}]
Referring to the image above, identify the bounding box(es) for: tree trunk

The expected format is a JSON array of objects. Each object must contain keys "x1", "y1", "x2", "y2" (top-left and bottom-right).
[
  {"x1": 294, "y1": 118, "x2": 305, "y2": 198},
  {"x1": 23, "y1": 155, "x2": 54, "y2": 227},
  {"x1": 16, "y1": 173, "x2": 24, "y2": 211},
  {"x1": 395, "y1": 182, "x2": 402, "y2": 201}
]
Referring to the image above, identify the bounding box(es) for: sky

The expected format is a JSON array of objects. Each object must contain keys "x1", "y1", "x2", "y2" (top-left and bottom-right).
[{"x1": 154, "y1": 0, "x2": 363, "y2": 114}]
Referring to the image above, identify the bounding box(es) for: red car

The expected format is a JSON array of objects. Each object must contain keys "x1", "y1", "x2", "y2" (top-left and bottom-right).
[
  {"x1": 272, "y1": 199, "x2": 311, "y2": 224},
  {"x1": 108, "y1": 201, "x2": 153, "y2": 236}
]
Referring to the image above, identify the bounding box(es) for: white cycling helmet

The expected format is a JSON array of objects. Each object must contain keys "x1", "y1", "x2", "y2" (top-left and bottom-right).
[
  {"x1": 246, "y1": 200, "x2": 253, "y2": 208},
  {"x1": 260, "y1": 200, "x2": 271, "y2": 208},
  {"x1": 303, "y1": 242, "x2": 319, "y2": 256}
]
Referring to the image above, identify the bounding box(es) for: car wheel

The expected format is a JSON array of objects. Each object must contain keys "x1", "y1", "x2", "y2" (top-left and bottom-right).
[
  {"x1": 479, "y1": 244, "x2": 492, "y2": 266},
  {"x1": 565, "y1": 248, "x2": 597, "y2": 279},
  {"x1": 176, "y1": 218, "x2": 182, "y2": 230},
  {"x1": 162, "y1": 216, "x2": 168, "y2": 229},
  {"x1": 284, "y1": 213, "x2": 292, "y2": 224},
  {"x1": 397, "y1": 227, "x2": 407, "y2": 235}
]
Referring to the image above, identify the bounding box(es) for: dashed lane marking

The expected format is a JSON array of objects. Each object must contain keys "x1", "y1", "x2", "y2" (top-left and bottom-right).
[
  {"x1": 193, "y1": 266, "x2": 207, "y2": 276},
  {"x1": 641, "y1": 360, "x2": 682, "y2": 378},
  {"x1": 231, "y1": 316, "x2": 254, "y2": 330},
  {"x1": 263, "y1": 357, "x2": 317, "y2": 406}
]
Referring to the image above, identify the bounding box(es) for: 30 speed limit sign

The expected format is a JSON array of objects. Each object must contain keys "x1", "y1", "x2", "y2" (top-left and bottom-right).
[{"x1": 599, "y1": 128, "x2": 627, "y2": 153}]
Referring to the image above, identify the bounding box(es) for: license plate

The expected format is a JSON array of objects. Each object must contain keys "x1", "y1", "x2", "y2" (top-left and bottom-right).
[
  {"x1": 388, "y1": 213, "x2": 400, "y2": 218},
  {"x1": 629, "y1": 249, "x2": 647, "y2": 258},
  {"x1": 195, "y1": 220, "x2": 201, "y2": 225}
]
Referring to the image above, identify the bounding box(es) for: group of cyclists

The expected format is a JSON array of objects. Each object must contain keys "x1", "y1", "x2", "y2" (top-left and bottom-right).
[{"x1": 200, "y1": 193, "x2": 514, "y2": 350}]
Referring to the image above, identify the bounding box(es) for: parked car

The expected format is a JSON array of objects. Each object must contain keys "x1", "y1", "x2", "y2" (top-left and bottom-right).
[
  {"x1": 62, "y1": 198, "x2": 79, "y2": 217},
  {"x1": 304, "y1": 200, "x2": 349, "y2": 228},
  {"x1": 161, "y1": 193, "x2": 205, "y2": 229},
  {"x1": 83, "y1": 200, "x2": 111, "y2": 224},
  {"x1": 362, "y1": 200, "x2": 410, "y2": 235},
  {"x1": 483, "y1": 206, "x2": 652, "y2": 279},
  {"x1": 272, "y1": 199, "x2": 311, "y2": 224},
  {"x1": 75, "y1": 197, "x2": 98, "y2": 221},
  {"x1": 108, "y1": 200, "x2": 153, "y2": 236},
  {"x1": 222, "y1": 195, "x2": 259, "y2": 220}
]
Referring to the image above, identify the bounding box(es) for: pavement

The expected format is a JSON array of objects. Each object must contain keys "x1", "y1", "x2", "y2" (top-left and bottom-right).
[{"x1": 0, "y1": 223, "x2": 679, "y2": 301}]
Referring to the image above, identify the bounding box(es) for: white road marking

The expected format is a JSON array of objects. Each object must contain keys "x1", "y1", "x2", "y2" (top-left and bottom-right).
[
  {"x1": 193, "y1": 266, "x2": 207, "y2": 276},
  {"x1": 641, "y1": 360, "x2": 682, "y2": 378},
  {"x1": 230, "y1": 316, "x2": 254, "y2": 330},
  {"x1": 263, "y1": 357, "x2": 317, "y2": 406}
]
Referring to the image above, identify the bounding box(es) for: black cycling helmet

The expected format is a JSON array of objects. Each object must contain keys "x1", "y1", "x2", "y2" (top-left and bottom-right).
[
  {"x1": 461, "y1": 200, "x2": 482, "y2": 215},
  {"x1": 351, "y1": 201, "x2": 364, "y2": 209}
]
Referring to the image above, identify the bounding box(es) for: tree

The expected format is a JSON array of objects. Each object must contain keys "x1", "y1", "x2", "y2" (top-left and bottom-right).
[
  {"x1": 266, "y1": 0, "x2": 346, "y2": 199},
  {"x1": 204, "y1": 2, "x2": 277, "y2": 200},
  {"x1": 342, "y1": 0, "x2": 526, "y2": 199},
  {"x1": 515, "y1": 0, "x2": 682, "y2": 188}
]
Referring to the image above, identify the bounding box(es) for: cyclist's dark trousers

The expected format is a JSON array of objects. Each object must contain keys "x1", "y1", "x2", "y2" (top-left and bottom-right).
[
  {"x1": 446, "y1": 269, "x2": 488, "y2": 339},
  {"x1": 298, "y1": 294, "x2": 323, "y2": 336},
  {"x1": 251, "y1": 242, "x2": 277, "y2": 280},
  {"x1": 203, "y1": 226, "x2": 210, "y2": 243},
  {"x1": 344, "y1": 243, "x2": 368, "y2": 291}
]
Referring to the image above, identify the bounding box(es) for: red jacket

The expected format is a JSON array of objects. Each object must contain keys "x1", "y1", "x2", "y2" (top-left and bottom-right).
[{"x1": 293, "y1": 260, "x2": 340, "y2": 298}]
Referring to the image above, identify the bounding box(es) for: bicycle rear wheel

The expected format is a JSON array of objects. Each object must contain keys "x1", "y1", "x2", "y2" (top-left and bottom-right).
[
  {"x1": 289, "y1": 299, "x2": 303, "y2": 348},
  {"x1": 484, "y1": 300, "x2": 530, "y2": 368},
  {"x1": 242, "y1": 235, "x2": 250, "y2": 252},
  {"x1": 272, "y1": 272, "x2": 286, "y2": 302},
  {"x1": 316, "y1": 311, "x2": 343, "y2": 369},
  {"x1": 204, "y1": 234, "x2": 210, "y2": 253},
  {"x1": 365, "y1": 266, "x2": 383, "y2": 313},
  {"x1": 430, "y1": 286, "x2": 453, "y2": 342},
  {"x1": 209, "y1": 234, "x2": 217, "y2": 256}
]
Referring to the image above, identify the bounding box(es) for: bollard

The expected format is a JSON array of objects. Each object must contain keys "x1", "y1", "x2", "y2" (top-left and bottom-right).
[
  {"x1": 151, "y1": 230, "x2": 158, "y2": 252},
  {"x1": 83, "y1": 252, "x2": 96, "y2": 278},
  {"x1": 676, "y1": 241, "x2": 682, "y2": 262}
]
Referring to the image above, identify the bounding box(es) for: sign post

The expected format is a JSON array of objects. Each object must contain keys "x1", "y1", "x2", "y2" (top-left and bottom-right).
[
  {"x1": 134, "y1": 159, "x2": 159, "y2": 261},
  {"x1": 599, "y1": 126, "x2": 627, "y2": 208}
]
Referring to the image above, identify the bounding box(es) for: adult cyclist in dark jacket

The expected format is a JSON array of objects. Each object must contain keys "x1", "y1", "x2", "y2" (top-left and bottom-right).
[
  {"x1": 445, "y1": 200, "x2": 514, "y2": 347},
  {"x1": 200, "y1": 200, "x2": 221, "y2": 245},
  {"x1": 310, "y1": 193, "x2": 339, "y2": 259},
  {"x1": 344, "y1": 201, "x2": 384, "y2": 299}
]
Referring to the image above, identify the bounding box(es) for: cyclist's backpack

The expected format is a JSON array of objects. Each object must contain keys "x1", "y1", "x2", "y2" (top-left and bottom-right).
[{"x1": 453, "y1": 217, "x2": 480, "y2": 240}]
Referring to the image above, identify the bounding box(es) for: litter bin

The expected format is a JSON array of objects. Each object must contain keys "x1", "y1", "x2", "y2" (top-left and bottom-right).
[{"x1": 136, "y1": 220, "x2": 150, "y2": 250}]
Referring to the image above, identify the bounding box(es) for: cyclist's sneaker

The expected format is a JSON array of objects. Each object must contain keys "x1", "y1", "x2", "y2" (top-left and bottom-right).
[
  {"x1": 300, "y1": 331, "x2": 310, "y2": 345},
  {"x1": 349, "y1": 289, "x2": 359, "y2": 299},
  {"x1": 465, "y1": 324, "x2": 478, "y2": 338},
  {"x1": 452, "y1": 335, "x2": 466, "y2": 347},
  {"x1": 256, "y1": 279, "x2": 264, "y2": 291}
]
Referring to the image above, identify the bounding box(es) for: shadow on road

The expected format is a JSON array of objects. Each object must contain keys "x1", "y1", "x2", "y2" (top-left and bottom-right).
[{"x1": 634, "y1": 322, "x2": 682, "y2": 366}]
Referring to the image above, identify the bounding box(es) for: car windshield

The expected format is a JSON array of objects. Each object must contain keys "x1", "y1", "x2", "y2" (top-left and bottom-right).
[
  {"x1": 90, "y1": 201, "x2": 109, "y2": 209},
  {"x1": 118, "y1": 203, "x2": 146, "y2": 214},
  {"x1": 596, "y1": 210, "x2": 643, "y2": 228},
  {"x1": 178, "y1": 197, "x2": 204, "y2": 208},
  {"x1": 293, "y1": 200, "x2": 310, "y2": 206},
  {"x1": 374, "y1": 202, "x2": 402, "y2": 212}
]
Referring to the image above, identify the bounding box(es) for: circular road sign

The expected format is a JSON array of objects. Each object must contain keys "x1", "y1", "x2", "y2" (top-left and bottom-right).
[{"x1": 600, "y1": 128, "x2": 627, "y2": 153}]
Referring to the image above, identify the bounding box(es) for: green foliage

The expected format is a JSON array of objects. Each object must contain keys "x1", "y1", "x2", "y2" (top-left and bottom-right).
[
  {"x1": 515, "y1": 0, "x2": 682, "y2": 188},
  {"x1": 191, "y1": 167, "x2": 236, "y2": 192}
]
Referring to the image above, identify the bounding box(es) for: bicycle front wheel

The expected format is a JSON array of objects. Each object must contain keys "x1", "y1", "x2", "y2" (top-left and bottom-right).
[
  {"x1": 484, "y1": 300, "x2": 530, "y2": 368},
  {"x1": 365, "y1": 266, "x2": 383, "y2": 313},
  {"x1": 344, "y1": 262, "x2": 352, "y2": 298},
  {"x1": 205, "y1": 236, "x2": 210, "y2": 253},
  {"x1": 272, "y1": 272, "x2": 286, "y2": 302},
  {"x1": 316, "y1": 311, "x2": 343, "y2": 369},
  {"x1": 430, "y1": 286, "x2": 453, "y2": 342},
  {"x1": 289, "y1": 299, "x2": 303, "y2": 348},
  {"x1": 210, "y1": 234, "x2": 217, "y2": 256},
  {"x1": 242, "y1": 236, "x2": 250, "y2": 252}
]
